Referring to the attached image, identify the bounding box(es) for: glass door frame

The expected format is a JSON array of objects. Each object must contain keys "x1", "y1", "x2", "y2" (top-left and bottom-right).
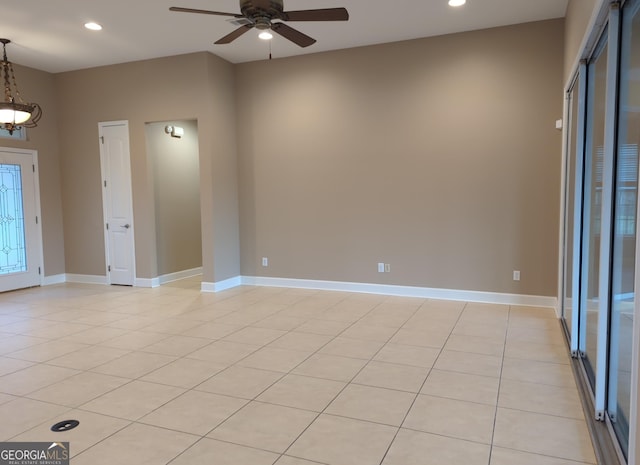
[
  {"x1": 632, "y1": 215, "x2": 640, "y2": 465},
  {"x1": 565, "y1": 63, "x2": 587, "y2": 357},
  {"x1": 578, "y1": 16, "x2": 619, "y2": 417},
  {"x1": 619, "y1": 2, "x2": 640, "y2": 462},
  {"x1": 593, "y1": 3, "x2": 621, "y2": 420},
  {"x1": 607, "y1": 0, "x2": 640, "y2": 454},
  {"x1": 560, "y1": 64, "x2": 587, "y2": 358}
]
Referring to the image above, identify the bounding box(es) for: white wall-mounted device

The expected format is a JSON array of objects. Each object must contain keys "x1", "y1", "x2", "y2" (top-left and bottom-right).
[{"x1": 164, "y1": 125, "x2": 184, "y2": 138}]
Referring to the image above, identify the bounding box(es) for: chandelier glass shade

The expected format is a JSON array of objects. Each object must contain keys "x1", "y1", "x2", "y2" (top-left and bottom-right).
[{"x1": 0, "y1": 39, "x2": 41, "y2": 134}]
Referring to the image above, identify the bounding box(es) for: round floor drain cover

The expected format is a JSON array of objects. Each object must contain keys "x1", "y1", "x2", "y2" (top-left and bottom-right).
[{"x1": 51, "y1": 420, "x2": 79, "y2": 432}]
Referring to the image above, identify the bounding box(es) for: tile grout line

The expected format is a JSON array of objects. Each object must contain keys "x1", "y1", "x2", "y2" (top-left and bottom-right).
[
  {"x1": 487, "y1": 304, "x2": 512, "y2": 465},
  {"x1": 169, "y1": 291, "x2": 370, "y2": 463},
  {"x1": 275, "y1": 297, "x2": 428, "y2": 463},
  {"x1": 376, "y1": 300, "x2": 468, "y2": 465},
  {"x1": 150, "y1": 291, "x2": 373, "y2": 452}
]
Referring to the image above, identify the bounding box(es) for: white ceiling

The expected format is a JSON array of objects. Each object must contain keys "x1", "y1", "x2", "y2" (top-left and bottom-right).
[{"x1": 2, "y1": 0, "x2": 568, "y2": 74}]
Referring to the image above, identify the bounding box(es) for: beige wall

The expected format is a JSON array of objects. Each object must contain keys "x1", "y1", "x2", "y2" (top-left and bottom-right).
[
  {"x1": 204, "y1": 54, "x2": 241, "y2": 282},
  {"x1": 564, "y1": 0, "x2": 600, "y2": 83},
  {"x1": 237, "y1": 19, "x2": 564, "y2": 296},
  {"x1": 4, "y1": 17, "x2": 564, "y2": 295},
  {"x1": 55, "y1": 52, "x2": 239, "y2": 281},
  {"x1": 2, "y1": 64, "x2": 65, "y2": 277},
  {"x1": 146, "y1": 120, "x2": 202, "y2": 276}
]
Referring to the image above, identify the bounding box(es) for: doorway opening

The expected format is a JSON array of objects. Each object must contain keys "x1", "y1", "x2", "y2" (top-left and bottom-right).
[{"x1": 145, "y1": 120, "x2": 202, "y2": 284}]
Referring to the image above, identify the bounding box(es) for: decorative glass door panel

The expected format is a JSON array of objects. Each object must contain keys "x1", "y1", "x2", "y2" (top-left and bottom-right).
[
  {"x1": 0, "y1": 149, "x2": 40, "y2": 293},
  {"x1": 0, "y1": 164, "x2": 27, "y2": 275}
]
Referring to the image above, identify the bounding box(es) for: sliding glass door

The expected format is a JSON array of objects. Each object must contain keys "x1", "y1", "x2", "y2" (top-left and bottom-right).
[
  {"x1": 562, "y1": 74, "x2": 581, "y2": 343},
  {"x1": 607, "y1": 0, "x2": 640, "y2": 456},
  {"x1": 581, "y1": 32, "x2": 609, "y2": 390},
  {"x1": 562, "y1": 1, "x2": 640, "y2": 459}
]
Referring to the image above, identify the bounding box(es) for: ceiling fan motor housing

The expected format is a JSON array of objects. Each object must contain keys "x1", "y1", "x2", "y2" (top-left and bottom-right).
[{"x1": 240, "y1": 0, "x2": 284, "y2": 24}]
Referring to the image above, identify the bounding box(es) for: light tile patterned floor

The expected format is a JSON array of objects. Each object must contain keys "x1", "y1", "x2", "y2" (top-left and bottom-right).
[{"x1": 0, "y1": 278, "x2": 597, "y2": 464}]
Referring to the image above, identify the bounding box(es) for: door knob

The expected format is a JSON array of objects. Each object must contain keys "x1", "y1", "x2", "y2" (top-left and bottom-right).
[{"x1": 122, "y1": 224, "x2": 130, "y2": 229}]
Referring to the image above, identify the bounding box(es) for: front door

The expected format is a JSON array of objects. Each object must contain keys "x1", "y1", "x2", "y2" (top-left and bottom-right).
[
  {"x1": 99, "y1": 121, "x2": 135, "y2": 286},
  {"x1": 0, "y1": 148, "x2": 41, "y2": 292}
]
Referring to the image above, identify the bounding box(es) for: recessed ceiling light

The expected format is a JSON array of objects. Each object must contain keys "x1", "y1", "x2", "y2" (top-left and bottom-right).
[
  {"x1": 449, "y1": 0, "x2": 466, "y2": 6},
  {"x1": 258, "y1": 30, "x2": 273, "y2": 40},
  {"x1": 84, "y1": 22, "x2": 103, "y2": 31}
]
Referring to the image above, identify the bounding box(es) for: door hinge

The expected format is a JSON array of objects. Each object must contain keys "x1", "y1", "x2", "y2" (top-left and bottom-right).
[
  {"x1": 108, "y1": 265, "x2": 111, "y2": 272},
  {"x1": 38, "y1": 266, "x2": 41, "y2": 275},
  {"x1": 106, "y1": 223, "x2": 109, "y2": 230},
  {"x1": 100, "y1": 136, "x2": 104, "y2": 144},
  {"x1": 32, "y1": 164, "x2": 35, "y2": 172},
  {"x1": 104, "y1": 180, "x2": 107, "y2": 187},
  {"x1": 35, "y1": 216, "x2": 38, "y2": 224}
]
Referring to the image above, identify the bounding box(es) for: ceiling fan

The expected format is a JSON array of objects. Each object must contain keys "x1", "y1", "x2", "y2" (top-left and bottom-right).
[{"x1": 169, "y1": 0, "x2": 349, "y2": 48}]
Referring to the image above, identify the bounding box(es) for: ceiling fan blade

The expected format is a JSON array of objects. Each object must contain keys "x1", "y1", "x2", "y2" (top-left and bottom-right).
[
  {"x1": 271, "y1": 22, "x2": 316, "y2": 47},
  {"x1": 215, "y1": 24, "x2": 255, "y2": 44},
  {"x1": 169, "y1": 7, "x2": 243, "y2": 18},
  {"x1": 281, "y1": 8, "x2": 349, "y2": 22}
]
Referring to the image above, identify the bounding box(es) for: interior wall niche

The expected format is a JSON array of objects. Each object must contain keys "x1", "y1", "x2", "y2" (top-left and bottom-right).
[{"x1": 145, "y1": 120, "x2": 202, "y2": 277}]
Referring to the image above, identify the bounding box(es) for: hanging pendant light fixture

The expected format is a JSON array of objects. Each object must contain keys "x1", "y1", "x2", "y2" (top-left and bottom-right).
[{"x1": 0, "y1": 39, "x2": 41, "y2": 134}]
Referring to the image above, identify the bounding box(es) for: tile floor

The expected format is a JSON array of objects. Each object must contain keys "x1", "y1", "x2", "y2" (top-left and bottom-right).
[{"x1": 0, "y1": 278, "x2": 597, "y2": 464}]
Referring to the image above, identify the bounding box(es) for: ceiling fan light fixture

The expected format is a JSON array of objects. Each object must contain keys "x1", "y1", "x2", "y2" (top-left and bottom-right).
[
  {"x1": 259, "y1": 30, "x2": 273, "y2": 40},
  {"x1": 84, "y1": 22, "x2": 103, "y2": 31},
  {"x1": 0, "y1": 105, "x2": 32, "y2": 125},
  {"x1": 448, "y1": 0, "x2": 466, "y2": 6},
  {"x1": 0, "y1": 39, "x2": 42, "y2": 134}
]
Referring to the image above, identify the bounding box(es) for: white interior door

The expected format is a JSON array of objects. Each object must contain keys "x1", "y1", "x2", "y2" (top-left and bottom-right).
[
  {"x1": 0, "y1": 148, "x2": 41, "y2": 292},
  {"x1": 99, "y1": 121, "x2": 135, "y2": 286}
]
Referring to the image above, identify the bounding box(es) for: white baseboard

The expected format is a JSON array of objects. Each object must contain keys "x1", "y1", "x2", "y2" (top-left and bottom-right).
[
  {"x1": 65, "y1": 274, "x2": 108, "y2": 285},
  {"x1": 58, "y1": 272, "x2": 558, "y2": 309},
  {"x1": 159, "y1": 267, "x2": 202, "y2": 285},
  {"x1": 135, "y1": 277, "x2": 158, "y2": 288},
  {"x1": 240, "y1": 276, "x2": 558, "y2": 308},
  {"x1": 137, "y1": 267, "x2": 203, "y2": 288},
  {"x1": 62, "y1": 269, "x2": 205, "y2": 289},
  {"x1": 202, "y1": 276, "x2": 242, "y2": 293},
  {"x1": 41, "y1": 274, "x2": 66, "y2": 286}
]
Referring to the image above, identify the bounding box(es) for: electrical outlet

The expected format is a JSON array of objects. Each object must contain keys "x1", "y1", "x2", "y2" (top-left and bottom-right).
[
  {"x1": 262, "y1": 257, "x2": 268, "y2": 267},
  {"x1": 384, "y1": 264, "x2": 391, "y2": 273},
  {"x1": 513, "y1": 270, "x2": 520, "y2": 281},
  {"x1": 378, "y1": 263, "x2": 385, "y2": 273}
]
